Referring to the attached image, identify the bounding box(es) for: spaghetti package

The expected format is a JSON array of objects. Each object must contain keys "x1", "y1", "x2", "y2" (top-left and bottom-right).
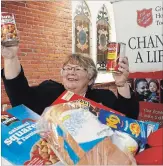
[{"x1": 37, "y1": 100, "x2": 136, "y2": 165}]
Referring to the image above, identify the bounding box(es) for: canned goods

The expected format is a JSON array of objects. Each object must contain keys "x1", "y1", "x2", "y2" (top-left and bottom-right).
[
  {"x1": 1, "y1": 12, "x2": 19, "y2": 47},
  {"x1": 106, "y1": 42, "x2": 126, "y2": 73}
]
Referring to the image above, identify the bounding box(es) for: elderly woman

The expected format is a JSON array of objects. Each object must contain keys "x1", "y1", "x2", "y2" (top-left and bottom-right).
[{"x1": 1, "y1": 46, "x2": 139, "y2": 119}]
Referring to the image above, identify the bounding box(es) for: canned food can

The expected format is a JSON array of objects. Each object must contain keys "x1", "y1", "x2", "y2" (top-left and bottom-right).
[
  {"x1": 1, "y1": 12, "x2": 19, "y2": 47},
  {"x1": 106, "y1": 42, "x2": 126, "y2": 73}
]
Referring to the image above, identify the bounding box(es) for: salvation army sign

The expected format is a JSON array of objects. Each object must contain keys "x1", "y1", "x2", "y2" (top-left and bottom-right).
[
  {"x1": 137, "y1": 8, "x2": 153, "y2": 28},
  {"x1": 112, "y1": 1, "x2": 163, "y2": 126},
  {"x1": 112, "y1": 1, "x2": 163, "y2": 77}
]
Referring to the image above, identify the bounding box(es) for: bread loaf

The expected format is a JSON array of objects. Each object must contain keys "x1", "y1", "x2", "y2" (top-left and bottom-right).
[{"x1": 41, "y1": 101, "x2": 135, "y2": 165}]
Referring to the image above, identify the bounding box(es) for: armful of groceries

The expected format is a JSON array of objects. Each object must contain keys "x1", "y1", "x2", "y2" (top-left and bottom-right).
[{"x1": 37, "y1": 91, "x2": 159, "y2": 165}]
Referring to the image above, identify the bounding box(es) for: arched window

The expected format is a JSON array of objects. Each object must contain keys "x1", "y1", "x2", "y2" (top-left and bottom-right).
[
  {"x1": 96, "y1": 5, "x2": 110, "y2": 71},
  {"x1": 74, "y1": 0, "x2": 91, "y2": 55}
]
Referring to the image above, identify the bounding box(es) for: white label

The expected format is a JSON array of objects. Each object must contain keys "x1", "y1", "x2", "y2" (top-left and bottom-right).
[
  {"x1": 61, "y1": 91, "x2": 74, "y2": 101},
  {"x1": 1, "y1": 14, "x2": 15, "y2": 24},
  {"x1": 59, "y1": 108, "x2": 113, "y2": 144}
]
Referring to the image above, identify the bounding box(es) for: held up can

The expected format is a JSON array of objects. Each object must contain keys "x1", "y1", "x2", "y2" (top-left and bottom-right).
[
  {"x1": 1, "y1": 12, "x2": 19, "y2": 47},
  {"x1": 106, "y1": 42, "x2": 126, "y2": 73}
]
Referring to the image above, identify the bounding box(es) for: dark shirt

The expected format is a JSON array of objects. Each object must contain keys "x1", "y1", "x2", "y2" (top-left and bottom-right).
[{"x1": 1, "y1": 68, "x2": 139, "y2": 119}]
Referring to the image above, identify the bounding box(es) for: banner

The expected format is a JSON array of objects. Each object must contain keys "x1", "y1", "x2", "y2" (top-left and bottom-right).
[
  {"x1": 113, "y1": 0, "x2": 162, "y2": 78},
  {"x1": 113, "y1": 0, "x2": 163, "y2": 127}
]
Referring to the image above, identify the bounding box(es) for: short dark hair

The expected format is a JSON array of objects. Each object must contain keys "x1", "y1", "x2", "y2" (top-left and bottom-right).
[{"x1": 135, "y1": 78, "x2": 148, "y2": 88}]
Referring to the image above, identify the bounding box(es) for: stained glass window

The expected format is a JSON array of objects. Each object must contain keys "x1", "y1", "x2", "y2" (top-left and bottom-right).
[
  {"x1": 74, "y1": 0, "x2": 91, "y2": 55},
  {"x1": 96, "y1": 5, "x2": 110, "y2": 71}
]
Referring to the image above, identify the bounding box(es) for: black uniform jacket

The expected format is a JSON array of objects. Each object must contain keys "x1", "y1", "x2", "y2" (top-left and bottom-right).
[{"x1": 2, "y1": 68, "x2": 139, "y2": 119}]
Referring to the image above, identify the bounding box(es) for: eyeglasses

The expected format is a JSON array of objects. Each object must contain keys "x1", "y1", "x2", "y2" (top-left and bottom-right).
[{"x1": 62, "y1": 66, "x2": 87, "y2": 74}]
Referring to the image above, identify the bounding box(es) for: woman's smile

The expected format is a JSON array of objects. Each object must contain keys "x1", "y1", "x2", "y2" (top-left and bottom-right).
[{"x1": 67, "y1": 77, "x2": 78, "y2": 81}]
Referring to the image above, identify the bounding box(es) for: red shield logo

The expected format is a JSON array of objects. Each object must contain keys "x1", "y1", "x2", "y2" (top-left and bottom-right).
[{"x1": 137, "y1": 8, "x2": 153, "y2": 28}]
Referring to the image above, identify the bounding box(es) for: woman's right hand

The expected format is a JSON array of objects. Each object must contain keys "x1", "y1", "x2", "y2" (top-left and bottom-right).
[
  {"x1": 2, "y1": 45, "x2": 21, "y2": 79},
  {"x1": 1, "y1": 45, "x2": 19, "y2": 59}
]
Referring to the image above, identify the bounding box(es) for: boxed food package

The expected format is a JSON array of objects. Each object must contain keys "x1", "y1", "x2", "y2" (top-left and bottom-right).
[
  {"x1": 38, "y1": 100, "x2": 136, "y2": 165},
  {"x1": 1, "y1": 105, "x2": 60, "y2": 165},
  {"x1": 52, "y1": 90, "x2": 124, "y2": 116},
  {"x1": 98, "y1": 110, "x2": 160, "y2": 156},
  {"x1": 98, "y1": 109, "x2": 149, "y2": 145}
]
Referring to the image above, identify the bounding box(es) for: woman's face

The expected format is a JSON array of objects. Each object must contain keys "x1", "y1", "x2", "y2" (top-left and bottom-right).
[
  {"x1": 149, "y1": 82, "x2": 157, "y2": 92},
  {"x1": 61, "y1": 63, "x2": 92, "y2": 95},
  {"x1": 136, "y1": 81, "x2": 149, "y2": 96}
]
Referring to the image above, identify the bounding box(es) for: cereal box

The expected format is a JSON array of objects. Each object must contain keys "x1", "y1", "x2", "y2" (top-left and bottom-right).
[
  {"x1": 52, "y1": 90, "x2": 124, "y2": 116},
  {"x1": 1, "y1": 105, "x2": 60, "y2": 165}
]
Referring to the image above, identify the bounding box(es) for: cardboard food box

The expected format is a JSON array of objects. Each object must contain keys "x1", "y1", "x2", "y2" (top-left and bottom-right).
[
  {"x1": 52, "y1": 90, "x2": 124, "y2": 116},
  {"x1": 98, "y1": 109, "x2": 148, "y2": 145},
  {"x1": 1, "y1": 105, "x2": 60, "y2": 165}
]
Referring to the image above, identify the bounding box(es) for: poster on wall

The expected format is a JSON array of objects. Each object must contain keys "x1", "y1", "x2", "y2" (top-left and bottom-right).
[
  {"x1": 113, "y1": 0, "x2": 163, "y2": 127},
  {"x1": 113, "y1": 0, "x2": 162, "y2": 78},
  {"x1": 128, "y1": 78, "x2": 163, "y2": 127}
]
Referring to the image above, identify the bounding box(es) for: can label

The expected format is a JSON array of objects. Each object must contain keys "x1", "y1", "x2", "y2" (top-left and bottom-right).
[
  {"x1": 107, "y1": 42, "x2": 126, "y2": 73},
  {"x1": 1, "y1": 12, "x2": 19, "y2": 47}
]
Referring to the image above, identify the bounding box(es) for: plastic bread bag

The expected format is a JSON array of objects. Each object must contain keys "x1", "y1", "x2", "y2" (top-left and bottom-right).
[
  {"x1": 37, "y1": 100, "x2": 137, "y2": 165},
  {"x1": 111, "y1": 131, "x2": 139, "y2": 156}
]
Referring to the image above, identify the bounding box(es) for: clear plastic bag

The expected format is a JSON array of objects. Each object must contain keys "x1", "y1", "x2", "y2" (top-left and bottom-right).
[{"x1": 37, "y1": 100, "x2": 136, "y2": 165}]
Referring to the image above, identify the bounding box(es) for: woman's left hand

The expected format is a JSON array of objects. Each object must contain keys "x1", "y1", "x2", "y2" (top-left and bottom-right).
[{"x1": 113, "y1": 56, "x2": 129, "y2": 86}]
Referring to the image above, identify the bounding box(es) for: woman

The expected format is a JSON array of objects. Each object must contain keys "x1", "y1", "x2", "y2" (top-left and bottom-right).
[{"x1": 1, "y1": 46, "x2": 139, "y2": 119}]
